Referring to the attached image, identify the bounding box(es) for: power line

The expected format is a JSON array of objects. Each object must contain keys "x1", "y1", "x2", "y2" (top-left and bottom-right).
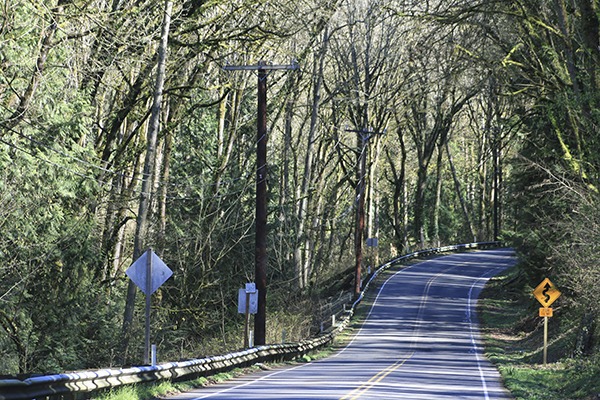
[
  {"x1": 0, "y1": 136, "x2": 253, "y2": 202},
  {"x1": 3, "y1": 123, "x2": 249, "y2": 191},
  {"x1": 0, "y1": 136, "x2": 110, "y2": 185}
]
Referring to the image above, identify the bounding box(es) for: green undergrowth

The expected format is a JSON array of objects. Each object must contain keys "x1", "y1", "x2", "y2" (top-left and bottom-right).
[{"x1": 479, "y1": 265, "x2": 600, "y2": 400}]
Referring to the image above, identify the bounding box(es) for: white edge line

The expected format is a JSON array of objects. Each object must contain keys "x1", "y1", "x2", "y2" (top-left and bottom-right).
[
  {"x1": 192, "y1": 362, "x2": 314, "y2": 399},
  {"x1": 193, "y1": 262, "x2": 424, "y2": 399},
  {"x1": 194, "y1": 253, "x2": 504, "y2": 399},
  {"x1": 329, "y1": 261, "x2": 424, "y2": 359},
  {"x1": 467, "y1": 267, "x2": 503, "y2": 400}
]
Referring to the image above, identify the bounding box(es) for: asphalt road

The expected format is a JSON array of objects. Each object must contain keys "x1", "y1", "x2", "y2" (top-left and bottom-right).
[{"x1": 167, "y1": 249, "x2": 515, "y2": 399}]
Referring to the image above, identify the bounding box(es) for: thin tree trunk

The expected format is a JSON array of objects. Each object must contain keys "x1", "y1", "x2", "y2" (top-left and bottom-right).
[
  {"x1": 3, "y1": 10, "x2": 59, "y2": 133},
  {"x1": 445, "y1": 140, "x2": 475, "y2": 242},
  {"x1": 217, "y1": 87, "x2": 227, "y2": 160},
  {"x1": 213, "y1": 84, "x2": 245, "y2": 195},
  {"x1": 294, "y1": 28, "x2": 328, "y2": 289},
  {"x1": 158, "y1": 112, "x2": 173, "y2": 256},
  {"x1": 387, "y1": 123, "x2": 408, "y2": 252},
  {"x1": 367, "y1": 136, "x2": 382, "y2": 267},
  {"x1": 278, "y1": 93, "x2": 293, "y2": 273},
  {"x1": 120, "y1": 0, "x2": 172, "y2": 364},
  {"x1": 414, "y1": 161, "x2": 428, "y2": 248},
  {"x1": 354, "y1": 135, "x2": 367, "y2": 295},
  {"x1": 433, "y1": 143, "x2": 444, "y2": 248}
]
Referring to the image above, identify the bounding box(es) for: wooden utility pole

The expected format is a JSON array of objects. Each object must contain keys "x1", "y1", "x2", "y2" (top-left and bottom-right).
[
  {"x1": 347, "y1": 128, "x2": 384, "y2": 296},
  {"x1": 223, "y1": 60, "x2": 299, "y2": 345},
  {"x1": 493, "y1": 126, "x2": 502, "y2": 242}
]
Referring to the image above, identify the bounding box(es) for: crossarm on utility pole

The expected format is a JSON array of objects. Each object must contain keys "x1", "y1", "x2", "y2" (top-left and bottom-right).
[{"x1": 223, "y1": 61, "x2": 299, "y2": 72}]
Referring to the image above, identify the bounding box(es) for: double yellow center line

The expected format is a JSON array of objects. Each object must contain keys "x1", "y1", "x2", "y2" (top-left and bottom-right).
[
  {"x1": 339, "y1": 351, "x2": 415, "y2": 400},
  {"x1": 340, "y1": 263, "x2": 457, "y2": 399}
]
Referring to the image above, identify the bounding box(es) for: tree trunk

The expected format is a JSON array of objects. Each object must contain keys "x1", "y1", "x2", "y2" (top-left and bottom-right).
[
  {"x1": 387, "y1": 123, "x2": 408, "y2": 252},
  {"x1": 3, "y1": 9, "x2": 59, "y2": 134},
  {"x1": 120, "y1": 0, "x2": 172, "y2": 364},
  {"x1": 294, "y1": 28, "x2": 328, "y2": 289},
  {"x1": 433, "y1": 143, "x2": 444, "y2": 248},
  {"x1": 413, "y1": 160, "x2": 429, "y2": 248},
  {"x1": 354, "y1": 134, "x2": 367, "y2": 295},
  {"x1": 445, "y1": 140, "x2": 475, "y2": 241},
  {"x1": 367, "y1": 136, "x2": 382, "y2": 267},
  {"x1": 157, "y1": 111, "x2": 173, "y2": 256}
]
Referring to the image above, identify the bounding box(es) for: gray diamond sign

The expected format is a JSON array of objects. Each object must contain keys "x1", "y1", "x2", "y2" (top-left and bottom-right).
[
  {"x1": 126, "y1": 248, "x2": 173, "y2": 365},
  {"x1": 126, "y1": 249, "x2": 173, "y2": 295}
]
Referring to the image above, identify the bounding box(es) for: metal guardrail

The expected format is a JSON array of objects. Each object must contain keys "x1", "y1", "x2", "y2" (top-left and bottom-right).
[
  {"x1": 0, "y1": 325, "x2": 351, "y2": 400},
  {"x1": 317, "y1": 292, "x2": 353, "y2": 333},
  {"x1": 352, "y1": 241, "x2": 502, "y2": 309},
  {"x1": 0, "y1": 241, "x2": 501, "y2": 400}
]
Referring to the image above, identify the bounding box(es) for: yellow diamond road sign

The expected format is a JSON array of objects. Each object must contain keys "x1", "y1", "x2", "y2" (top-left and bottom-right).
[{"x1": 533, "y1": 278, "x2": 561, "y2": 307}]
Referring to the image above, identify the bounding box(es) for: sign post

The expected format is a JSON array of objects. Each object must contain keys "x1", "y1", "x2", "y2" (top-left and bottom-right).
[
  {"x1": 238, "y1": 283, "x2": 258, "y2": 348},
  {"x1": 126, "y1": 249, "x2": 173, "y2": 364},
  {"x1": 533, "y1": 278, "x2": 561, "y2": 366}
]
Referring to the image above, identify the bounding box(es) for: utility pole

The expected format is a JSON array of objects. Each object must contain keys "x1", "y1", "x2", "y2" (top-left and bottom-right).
[
  {"x1": 346, "y1": 128, "x2": 384, "y2": 296},
  {"x1": 493, "y1": 126, "x2": 502, "y2": 242},
  {"x1": 224, "y1": 60, "x2": 299, "y2": 346}
]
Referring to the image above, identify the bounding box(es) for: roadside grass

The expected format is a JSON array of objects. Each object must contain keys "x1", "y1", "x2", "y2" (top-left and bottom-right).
[
  {"x1": 479, "y1": 265, "x2": 600, "y2": 400},
  {"x1": 93, "y1": 370, "x2": 250, "y2": 400}
]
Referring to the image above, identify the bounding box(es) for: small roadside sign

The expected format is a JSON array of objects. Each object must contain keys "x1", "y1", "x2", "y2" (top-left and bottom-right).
[
  {"x1": 366, "y1": 237, "x2": 378, "y2": 247},
  {"x1": 238, "y1": 287, "x2": 259, "y2": 314},
  {"x1": 238, "y1": 282, "x2": 259, "y2": 348},
  {"x1": 533, "y1": 278, "x2": 561, "y2": 308},
  {"x1": 539, "y1": 307, "x2": 553, "y2": 317},
  {"x1": 245, "y1": 282, "x2": 257, "y2": 294},
  {"x1": 533, "y1": 278, "x2": 561, "y2": 366},
  {"x1": 125, "y1": 249, "x2": 173, "y2": 365}
]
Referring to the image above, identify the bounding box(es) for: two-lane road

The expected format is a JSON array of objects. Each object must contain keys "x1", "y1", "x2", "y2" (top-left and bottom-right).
[{"x1": 167, "y1": 249, "x2": 515, "y2": 399}]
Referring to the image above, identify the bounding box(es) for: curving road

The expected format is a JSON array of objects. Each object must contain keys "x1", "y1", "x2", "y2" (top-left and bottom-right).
[{"x1": 167, "y1": 249, "x2": 515, "y2": 399}]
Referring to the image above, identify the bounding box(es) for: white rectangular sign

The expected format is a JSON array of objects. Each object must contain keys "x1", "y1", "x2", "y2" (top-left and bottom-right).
[{"x1": 238, "y1": 288, "x2": 258, "y2": 314}]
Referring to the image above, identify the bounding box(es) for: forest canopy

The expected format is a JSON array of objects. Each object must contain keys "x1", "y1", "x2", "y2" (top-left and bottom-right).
[{"x1": 0, "y1": 0, "x2": 599, "y2": 374}]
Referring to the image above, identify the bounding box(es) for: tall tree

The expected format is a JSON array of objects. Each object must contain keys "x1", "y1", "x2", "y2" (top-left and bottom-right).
[{"x1": 120, "y1": 0, "x2": 173, "y2": 362}]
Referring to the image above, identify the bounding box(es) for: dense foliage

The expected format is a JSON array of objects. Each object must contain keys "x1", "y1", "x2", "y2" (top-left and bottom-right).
[{"x1": 0, "y1": 0, "x2": 597, "y2": 374}]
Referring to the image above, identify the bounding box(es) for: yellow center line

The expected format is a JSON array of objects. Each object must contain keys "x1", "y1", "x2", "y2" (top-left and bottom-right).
[
  {"x1": 339, "y1": 352, "x2": 414, "y2": 400},
  {"x1": 340, "y1": 262, "x2": 459, "y2": 400}
]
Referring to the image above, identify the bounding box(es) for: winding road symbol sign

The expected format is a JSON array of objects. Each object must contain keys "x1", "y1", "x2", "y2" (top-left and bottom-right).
[{"x1": 533, "y1": 278, "x2": 561, "y2": 307}]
